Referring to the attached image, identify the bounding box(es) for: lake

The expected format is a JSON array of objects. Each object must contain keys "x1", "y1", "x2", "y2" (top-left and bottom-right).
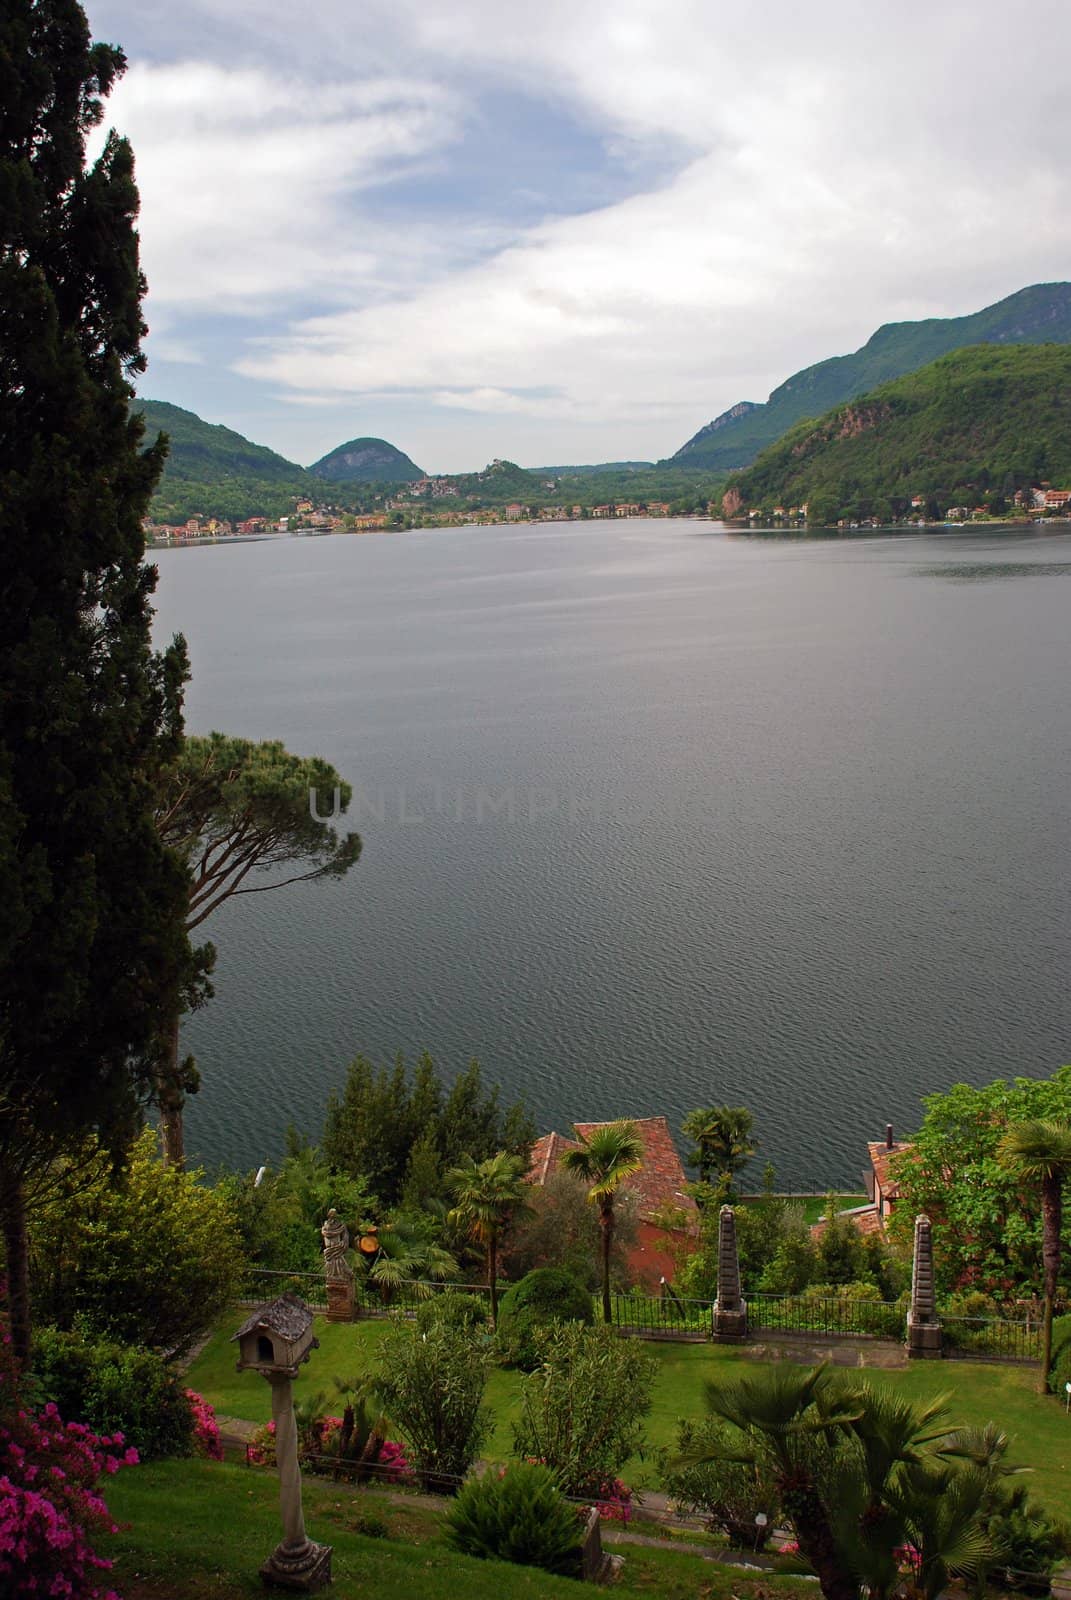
[{"x1": 151, "y1": 519, "x2": 1071, "y2": 1187}]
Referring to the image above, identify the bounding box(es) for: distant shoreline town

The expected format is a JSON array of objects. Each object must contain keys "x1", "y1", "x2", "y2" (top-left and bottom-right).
[{"x1": 146, "y1": 480, "x2": 1071, "y2": 547}]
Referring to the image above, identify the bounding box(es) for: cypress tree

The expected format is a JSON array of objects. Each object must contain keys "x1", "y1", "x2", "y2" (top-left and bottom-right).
[{"x1": 0, "y1": 0, "x2": 194, "y2": 1362}]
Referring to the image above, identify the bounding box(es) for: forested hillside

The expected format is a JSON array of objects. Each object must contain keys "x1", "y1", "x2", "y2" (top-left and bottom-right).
[
  {"x1": 723, "y1": 344, "x2": 1071, "y2": 525},
  {"x1": 138, "y1": 400, "x2": 313, "y2": 521},
  {"x1": 673, "y1": 282, "x2": 1071, "y2": 471}
]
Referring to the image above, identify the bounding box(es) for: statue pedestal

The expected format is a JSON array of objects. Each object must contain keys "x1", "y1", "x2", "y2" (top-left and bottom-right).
[
  {"x1": 261, "y1": 1538, "x2": 332, "y2": 1592},
  {"x1": 325, "y1": 1281, "x2": 354, "y2": 1323},
  {"x1": 906, "y1": 1312, "x2": 943, "y2": 1359},
  {"x1": 712, "y1": 1300, "x2": 748, "y2": 1341}
]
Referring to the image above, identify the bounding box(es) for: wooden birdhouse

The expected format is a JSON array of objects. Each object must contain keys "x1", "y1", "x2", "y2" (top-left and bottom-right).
[{"x1": 232, "y1": 1293, "x2": 319, "y2": 1379}]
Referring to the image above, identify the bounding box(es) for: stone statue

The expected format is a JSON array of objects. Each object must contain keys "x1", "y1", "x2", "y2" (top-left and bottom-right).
[{"x1": 321, "y1": 1209, "x2": 352, "y2": 1284}]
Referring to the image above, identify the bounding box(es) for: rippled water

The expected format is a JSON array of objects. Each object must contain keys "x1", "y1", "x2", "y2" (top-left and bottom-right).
[{"x1": 150, "y1": 521, "x2": 1071, "y2": 1187}]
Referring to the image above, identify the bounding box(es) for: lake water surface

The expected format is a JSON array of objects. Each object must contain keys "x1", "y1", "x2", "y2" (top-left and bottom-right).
[{"x1": 151, "y1": 520, "x2": 1071, "y2": 1186}]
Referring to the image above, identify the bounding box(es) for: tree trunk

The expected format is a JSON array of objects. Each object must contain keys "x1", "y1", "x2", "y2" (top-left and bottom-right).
[
  {"x1": 600, "y1": 1201, "x2": 614, "y2": 1325},
  {"x1": 489, "y1": 1235, "x2": 498, "y2": 1329},
  {"x1": 0, "y1": 1171, "x2": 31, "y2": 1368},
  {"x1": 157, "y1": 1011, "x2": 186, "y2": 1169},
  {"x1": 786, "y1": 1480, "x2": 860, "y2": 1600},
  {"x1": 1039, "y1": 1175, "x2": 1061, "y2": 1393}
]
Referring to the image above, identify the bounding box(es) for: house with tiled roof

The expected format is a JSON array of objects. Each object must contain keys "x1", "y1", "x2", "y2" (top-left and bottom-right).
[
  {"x1": 866, "y1": 1124, "x2": 912, "y2": 1225},
  {"x1": 526, "y1": 1116, "x2": 698, "y2": 1288}
]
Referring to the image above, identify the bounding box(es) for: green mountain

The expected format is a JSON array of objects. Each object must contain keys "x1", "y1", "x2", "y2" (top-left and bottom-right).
[
  {"x1": 137, "y1": 399, "x2": 313, "y2": 521},
  {"x1": 724, "y1": 344, "x2": 1071, "y2": 525},
  {"x1": 673, "y1": 282, "x2": 1071, "y2": 471},
  {"x1": 449, "y1": 458, "x2": 543, "y2": 500},
  {"x1": 309, "y1": 437, "x2": 423, "y2": 483}
]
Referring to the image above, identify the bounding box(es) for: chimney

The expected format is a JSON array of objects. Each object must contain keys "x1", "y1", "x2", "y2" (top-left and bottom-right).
[{"x1": 885, "y1": 1123, "x2": 894, "y2": 1150}]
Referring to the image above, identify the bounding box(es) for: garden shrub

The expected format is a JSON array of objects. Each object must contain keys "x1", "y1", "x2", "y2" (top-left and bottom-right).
[
  {"x1": 1049, "y1": 1338, "x2": 1071, "y2": 1398},
  {"x1": 661, "y1": 1417, "x2": 780, "y2": 1546},
  {"x1": 1049, "y1": 1312, "x2": 1071, "y2": 1391},
  {"x1": 446, "y1": 1463, "x2": 583, "y2": 1576},
  {"x1": 496, "y1": 1268, "x2": 592, "y2": 1370},
  {"x1": 414, "y1": 1291, "x2": 489, "y2": 1336},
  {"x1": 31, "y1": 1326, "x2": 197, "y2": 1459},
  {"x1": 512, "y1": 1321, "x2": 655, "y2": 1499},
  {"x1": 1, "y1": 1322, "x2": 138, "y2": 1598},
  {"x1": 374, "y1": 1320, "x2": 491, "y2": 1492},
  {"x1": 30, "y1": 1129, "x2": 244, "y2": 1353},
  {"x1": 986, "y1": 1503, "x2": 1069, "y2": 1592}
]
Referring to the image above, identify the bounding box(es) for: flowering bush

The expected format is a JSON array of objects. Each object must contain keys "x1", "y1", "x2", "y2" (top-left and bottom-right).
[
  {"x1": 33, "y1": 1328, "x2": 195, "y2": 1461},
  {"x1": 245, "y1": 1417, "x2": 412, "y2": 1484},
  {"x1": 588, "y1": 1476, "x2": 632, "y2": 1524},
  {"x1": 0, "y1": 1398, "x2": 138, "y2": 1598},
  {"x1": 185, "y1": 1391, "x2": 223, "y2": 1462}
]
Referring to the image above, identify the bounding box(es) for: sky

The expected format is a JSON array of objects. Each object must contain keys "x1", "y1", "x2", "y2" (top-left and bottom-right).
[{"x1": 90, "y1": 0, "x2": 1071, "y2": 473}]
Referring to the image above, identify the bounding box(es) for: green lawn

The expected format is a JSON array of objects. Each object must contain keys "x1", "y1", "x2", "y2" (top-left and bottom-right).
[
  {"x1": 103, "y1": 1456, "x2": 817, "y2": 1600},
  {"x1": 187, "y1": 1315, "x2": 1071, "y2": 1514}
]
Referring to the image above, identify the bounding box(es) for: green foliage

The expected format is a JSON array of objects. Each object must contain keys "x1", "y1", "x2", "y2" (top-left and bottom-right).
[
  {"x1": 359, "y1": 1210, "x2": 459, "y2": 1305},
  {"x1": 323, "y1": 1052, "x2": 534, "y2": 1209},
  {"x1": 28, "y1": 1130, "x2": 245, "y2": 1353},
  {"x1": 138, "y1": 398, "x2": 313, "y2": 520},
  {"x1": 374, "y1": 1320, "x2": 491, "y2": 1492},
  {"x1": 503, "y1": 1169, "x2": 639, "y2": 1290},
  {"x1": 217, "y1": 1141, "x2": 374, "y2": 1273},
  {"x1": 31, "y1": 1327, "x2": 195, "y2": 1459},
  {"x1": 446, "y1": 1462, "x2": 583, "y2": 1576},
  {"x1": 725, "y1": 344, "x2": 1071, "y2": 524},
  {"x1": 675, "y1": 282, "x2": 1071, "y2": 471},
  {"x1": 511, "y1": 1322, "x2": 656, "y2": 1498},
  {"x1": 677, "y1": 1193, "x2": 902, "y2": 1302},
  {"x1": 561, "y1": 1120, "x2": 645, "y2": 1324},
  {"x1": 158, "y1": 732, "x2": 360, "y2": 935},
  {"x1": 985, "y1": 1503, "x2": 1067, "y2": 1592},
  {"x1": 889, "y1": 1067, "x2": 1071, "y2": 1299},
  {"x1": 661, "y1": 1416, "x2": 780, "y2": 1546},
  {"x1": 414, "y1": 1292, "x2": 490, "y2": 1337},
  {"x1": 496, "y1": 1269, "x2": 594, "y2": 1370},
  {"x1": 0, "y1": 0, "x2": 198, "y2": 1359},
  {"x1": 448, "y1": 1152, "x2": 532, "y2": 1324},
  {"x1": 702, "y1": 1365, "x2": 1008, "y2": 1600},
  {"x1": 682, "y1": 1107, "x2": 757, "y2": 1196}
]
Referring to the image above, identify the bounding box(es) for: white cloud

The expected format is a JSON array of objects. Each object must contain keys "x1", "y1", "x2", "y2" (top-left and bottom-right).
[
  {"x1": 99, "y1": 0, "x2": 1071, "y2": 464},
  {"x1": 98, "y1": 61, "x2": 467, "y2": 316}
]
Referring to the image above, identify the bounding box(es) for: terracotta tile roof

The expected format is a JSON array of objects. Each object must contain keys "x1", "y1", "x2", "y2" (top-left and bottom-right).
[
  {"x1": 867, "y1": 1141, "x2": 912, "y2": 1200},
  {"x1": 810, "y1": 1204, "x2": 884, "y2": 1241},
  {"x1": 527, "y1": 1131, "x2": 578, "y2": 1186},
  {"x1": 527, "y1": 1116, "x2": 697, "y2": 1221}
]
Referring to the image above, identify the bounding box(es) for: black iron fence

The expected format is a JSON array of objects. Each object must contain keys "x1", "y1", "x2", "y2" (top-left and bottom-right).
[
  {"x1": 749, "y1": 1293, "x2": 906, "y2": 1341},
  {"x1": 236, "y1": 1271, "x2": 1041, "y2": 1363},
  {"x1": 940, "y1": 1315, "x2": 1041, "y2": 1364},
  {"x1": 609, "y1": 1291, "x2": 712, "y2": 1337}
]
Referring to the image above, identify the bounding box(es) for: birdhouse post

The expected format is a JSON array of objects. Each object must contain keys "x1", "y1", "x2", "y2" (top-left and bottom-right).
[{"x1": 233, "y1": 1294, "x2": 332, "y2": 1591}]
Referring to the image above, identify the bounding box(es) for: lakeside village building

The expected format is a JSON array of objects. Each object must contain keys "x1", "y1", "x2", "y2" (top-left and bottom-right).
[
  {"x1": 525, "y1": 1115, "x2": 910, "y2": 1288},
  {"x1": 145, "y1": 500, "x2": 683, "y2": 542}
]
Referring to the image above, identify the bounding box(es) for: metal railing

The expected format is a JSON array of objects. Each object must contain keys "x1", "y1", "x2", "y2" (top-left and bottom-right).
[
  {"x1": 609, "y1": 1291, "x2": 713, "y2": 1337},
  {"x1": 235, "y1": 1271, "x2": 1040, "y2": 1363},
  {"x1": 749, "y1": 1293, "x2": 906, "y2": 1341},
  {"x1": 940, "y1": 1315, "x2": 1041, "y2": 1364}
]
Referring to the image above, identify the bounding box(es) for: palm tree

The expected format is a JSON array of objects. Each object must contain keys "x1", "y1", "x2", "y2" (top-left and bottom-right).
[
  {"x1": 359, "y1": 1213, "x2": 458, "y2": 1305},
  {"x1": 446, "y1": 1150, "x2": 532, "y2": 1327},
  {"x1": 681, "y1": 1106, "x2": 757, "y2": 1199},
  {"x1": 699, "y1": 1365, "x2": 992, "y2": 1600},
  {"x1": 997, "y1": 1118, "x2": 1071, "y2": 1392},
  {"x1": 560, "y1": 1121, "x2": 644, "y2": 1324}
]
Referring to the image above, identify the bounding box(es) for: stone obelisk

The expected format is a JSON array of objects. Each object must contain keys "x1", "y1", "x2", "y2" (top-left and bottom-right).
[
  {"x1": 906, "y1": 1213, "x2": 942, "y2": 1358},
  {"x1": 712, "y1": 1205, "x2": 748, "y2": 1339}
]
